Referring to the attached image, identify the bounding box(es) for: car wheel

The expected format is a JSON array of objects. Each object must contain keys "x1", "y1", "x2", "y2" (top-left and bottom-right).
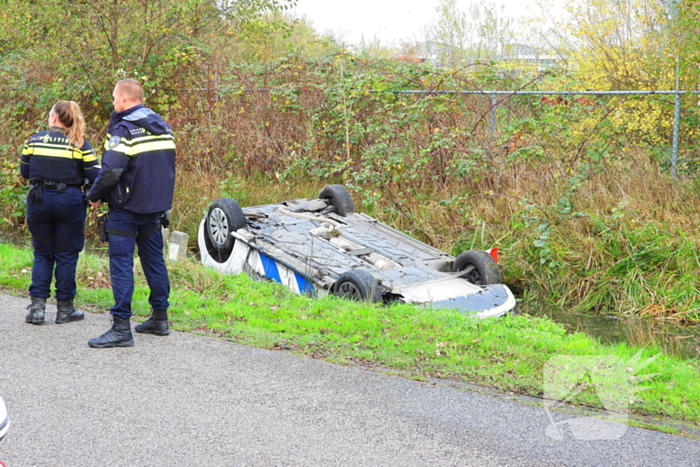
[
  {"x1": 318, "y1": 184, "x2": 355, "y2": 216},
  {"x1": 332, "y1": 269, "x2": 382, "y2": 302},
  {"x1": 452, "y1": 250, "x2": 502, "y2": 285},
  {"x1": 205, "y1": 198, "x2": 246, "y2": 262}
]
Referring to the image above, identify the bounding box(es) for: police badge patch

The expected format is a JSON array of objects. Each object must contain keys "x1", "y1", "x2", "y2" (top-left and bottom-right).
[{"x1": 107, "y1": 136, "x2": 121, "y2": 150}]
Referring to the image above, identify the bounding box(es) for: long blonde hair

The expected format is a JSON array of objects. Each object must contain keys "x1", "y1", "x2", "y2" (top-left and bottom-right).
[{"x1": 51, "y1": 100, "x2": 86, "y2": 147}]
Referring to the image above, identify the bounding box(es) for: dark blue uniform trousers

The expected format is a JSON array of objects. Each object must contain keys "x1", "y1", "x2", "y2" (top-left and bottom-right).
[
  {"x1": 27, "y1": 187, "x2": 86, "y2": 300},
  {"x1": 107, "y1": 208, "x2": 170, "y2": 319}
]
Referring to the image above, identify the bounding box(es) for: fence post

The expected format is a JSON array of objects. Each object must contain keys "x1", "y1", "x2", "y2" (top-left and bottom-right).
[
  {"x1": 489, "y1": 93, "x2": 497, "y2": 159},
  {"x1": 671, "y1": 57, "x2": 681, "y2": 180}
]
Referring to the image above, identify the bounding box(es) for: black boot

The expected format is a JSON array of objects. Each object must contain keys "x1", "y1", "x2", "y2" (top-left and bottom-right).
[
  {"x1": 56, "y1": 299, "x2": 85, "y2": 324},
  {"x1": 25, "y1": 296, "x2": 46, "y2": 325},
  {"x1": 135, "y1": 308, "x2": 169, "y2": 336},
  {"x1": 88, "y1": 316, "x2": 134, "y2": 348}
]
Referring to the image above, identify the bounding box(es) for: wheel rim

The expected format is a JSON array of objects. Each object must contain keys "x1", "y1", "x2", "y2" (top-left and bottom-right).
[
  {"x1": 208, "y1": 207, "x2": 230, "y2": 246},
  {"x1": 336, "y1": 281, "x2": 363, "y2": 300}
]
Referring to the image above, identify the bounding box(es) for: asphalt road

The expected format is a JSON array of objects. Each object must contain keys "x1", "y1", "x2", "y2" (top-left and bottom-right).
[{"x1": 1, "y1": 291, "x2": 699, "y2": 466}]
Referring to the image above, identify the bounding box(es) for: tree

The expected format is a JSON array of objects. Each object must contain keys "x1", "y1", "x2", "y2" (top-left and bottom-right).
[
  {"x1": 544, "y1": 0, "x2": 677, "y2": 146},
  {"x1": 422, "y1": 0, "x2": 514, "y2": 69},
  {"x1": 0, "y1": 0, "x2": 297, "y2": 116},
  {"x1": 672, "y1": 0, "x2": 700, "y2": 88},
  {"x1": 556, "y1": 0, "x2": 670, "y2": 89},
  {"x1": 426, "y1": 0, "x2": 469, "y2": 67}
]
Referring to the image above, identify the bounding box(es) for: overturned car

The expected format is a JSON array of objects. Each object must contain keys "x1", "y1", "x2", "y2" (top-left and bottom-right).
[{"x1": 198, "y1": 185, "x2": 516, "y2": 318}]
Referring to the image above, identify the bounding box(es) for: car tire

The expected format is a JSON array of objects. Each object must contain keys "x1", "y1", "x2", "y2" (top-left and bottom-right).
[
  {"x1": 318, "y1": 184, "x2": 355, "y2": 216},
  {"x1": 452, "y1": 250, "x2": 502, "y2": 285},
  {"x1": 205, "y1": 198, "x2": 246, "y2": 262},
  {"x1": 332, "y1": 269, "x2": 382, "y2": 302}
]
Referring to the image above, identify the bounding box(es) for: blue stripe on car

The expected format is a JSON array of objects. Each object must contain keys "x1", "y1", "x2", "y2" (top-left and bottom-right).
[
  {"x1": 260, "y1": 253, "x2": 282, "y2": 283},
  {"x1": 295, "y1": 272, "x2": 315, "y2": 295}
]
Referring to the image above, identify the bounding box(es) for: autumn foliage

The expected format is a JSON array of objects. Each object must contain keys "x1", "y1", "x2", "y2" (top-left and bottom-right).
[{"x1": 1, "y1": 0, "x2": 700, "y2": 318}]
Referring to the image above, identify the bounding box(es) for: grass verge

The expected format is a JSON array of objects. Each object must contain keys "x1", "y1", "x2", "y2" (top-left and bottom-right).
[{"x1": 2, "y1": 241, "x2": 699, "y2": 433}]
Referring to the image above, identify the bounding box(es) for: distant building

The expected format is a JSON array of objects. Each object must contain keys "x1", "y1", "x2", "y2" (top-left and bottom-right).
[
  {"x1": 416, "y1": 41, "x2": 466, "y2": 68},
  {"x1": 414, "y1": 41, "x2": 568, "y2": 76},
  {"x1": 499, "y1": 43, "x2": 568, "y2": 75}
]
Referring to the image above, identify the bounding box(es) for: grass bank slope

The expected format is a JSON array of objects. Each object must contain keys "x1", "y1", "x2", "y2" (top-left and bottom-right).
[{"x1": 1, "y1": 241, "x2": 698, "y2": 431}]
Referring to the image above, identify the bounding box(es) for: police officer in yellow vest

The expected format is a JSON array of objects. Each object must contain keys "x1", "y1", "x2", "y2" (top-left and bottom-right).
[
  {"x1": 20, "y1": 100, "x2": 100, "y2": 325},
  {"x1": 87, "y1": 79, "x2": 176, "y2": 348}
]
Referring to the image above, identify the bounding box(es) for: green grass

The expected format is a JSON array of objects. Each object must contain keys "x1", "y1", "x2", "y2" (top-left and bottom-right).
[{"x1": 2, "y1": 241, "x2": 699, "y2": 431}]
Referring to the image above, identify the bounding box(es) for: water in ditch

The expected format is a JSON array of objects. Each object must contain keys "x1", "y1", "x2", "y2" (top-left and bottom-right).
[{"x1": 521, "y1": 302, "x2": 700, "y2": 360}]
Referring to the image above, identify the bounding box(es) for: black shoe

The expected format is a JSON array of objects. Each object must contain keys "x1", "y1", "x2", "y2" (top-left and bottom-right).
[
  {"x1": 135, "y1": 309, "x2": 169, "y2": 336},
  {"x1": 25, "y1": 296, "x2": 46, "y2": 325},
  {"x1": 56, "y1": 299, "x2": 85, "y2": 324},
  {"x1": 88, "y1": 316, "x2": 134, "y2": 348}
]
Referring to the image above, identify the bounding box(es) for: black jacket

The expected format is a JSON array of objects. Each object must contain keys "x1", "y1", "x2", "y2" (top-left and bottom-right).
[
  {"x1": 88, "y1": 105, "x2": 176, "y2": 214},
  {"x1": 20, "y1": 128, "x2": 99, "y2": 186}
]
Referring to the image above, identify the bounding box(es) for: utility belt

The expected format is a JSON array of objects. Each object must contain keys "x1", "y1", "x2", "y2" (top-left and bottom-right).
[
  {"x1": 97, "y1": 211, "x2": 170, "y2": 243},
  {"x1": 27, "y1": 180, "x2": 82, "y2": 204},
  {"x1": 32, "y1": 180, "x2": 81, "y2": 190}
]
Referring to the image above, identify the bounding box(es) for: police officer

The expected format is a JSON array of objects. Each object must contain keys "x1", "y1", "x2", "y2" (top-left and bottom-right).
[
  {"x1": 20, "y1": 100, "x2": 100, "y2": 325},
  {"x1": 87, "y1": 79, "x2": 176, "y2": 348}
]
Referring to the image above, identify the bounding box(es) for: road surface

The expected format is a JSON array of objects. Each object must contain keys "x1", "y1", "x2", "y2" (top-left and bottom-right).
[{"x1": 0, "y1": 292, "x2": 698, "y2": 466}]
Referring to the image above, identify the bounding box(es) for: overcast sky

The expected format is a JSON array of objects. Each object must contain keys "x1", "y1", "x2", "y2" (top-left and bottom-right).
[{"x1": 290, "y1": 0, "x2": 544, "y2": 45}]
